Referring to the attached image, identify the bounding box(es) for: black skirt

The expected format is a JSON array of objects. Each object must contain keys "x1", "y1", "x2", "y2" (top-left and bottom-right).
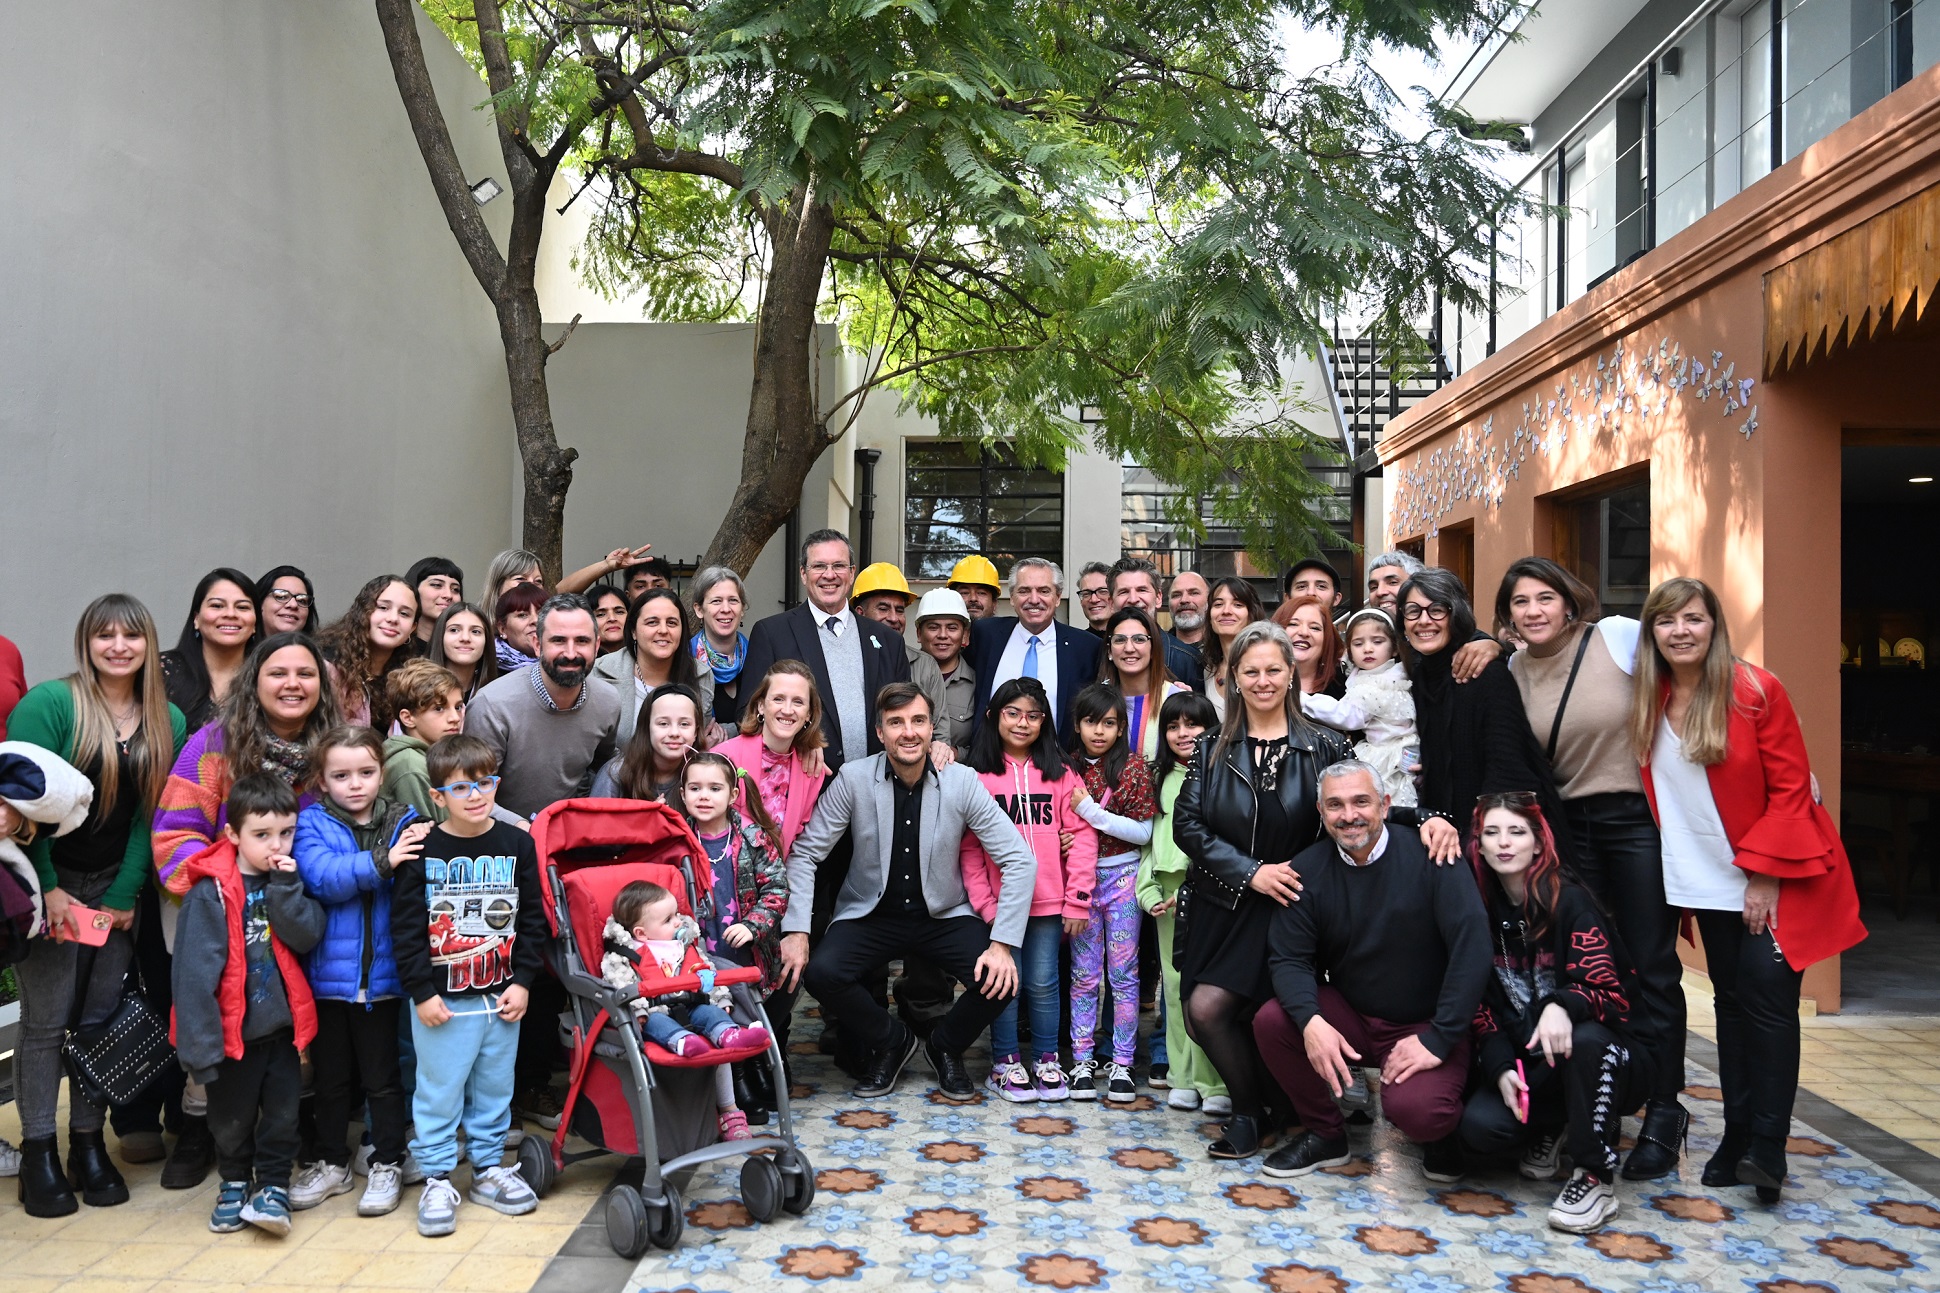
[{"x1": 1176, "y1": 882, "x2": 1278, "y2": 1003}]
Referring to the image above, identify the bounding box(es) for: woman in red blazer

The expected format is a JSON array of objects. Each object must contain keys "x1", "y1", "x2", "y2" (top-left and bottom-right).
[{"x1": 1632, "y1": 577, "x2": 1864, "y2": 1204}]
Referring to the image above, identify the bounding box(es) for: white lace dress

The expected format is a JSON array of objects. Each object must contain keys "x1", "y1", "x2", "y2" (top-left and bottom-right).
[{"x1": 1299, "y1": 659, "x2": 1418, "y2": 807}]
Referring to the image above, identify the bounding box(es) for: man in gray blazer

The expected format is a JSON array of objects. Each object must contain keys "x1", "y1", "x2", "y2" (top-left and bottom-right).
[{"x1": 779, "y1": 682, "x2": 1037, "y2": 1101}]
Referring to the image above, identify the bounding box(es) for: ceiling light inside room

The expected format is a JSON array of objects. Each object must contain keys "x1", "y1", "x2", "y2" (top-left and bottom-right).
[{"x1": 1912, "y1": 476, "x2": 1934, "y2": 483}]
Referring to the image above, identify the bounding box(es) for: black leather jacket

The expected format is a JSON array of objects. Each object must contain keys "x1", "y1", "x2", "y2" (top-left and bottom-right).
[{"x1": 1172, "y1": 721, "x2": 1349, "y2": 912}]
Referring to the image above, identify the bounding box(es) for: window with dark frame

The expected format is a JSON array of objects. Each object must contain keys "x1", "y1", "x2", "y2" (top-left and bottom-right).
[
  {"x1": 1551, "y1": 472, "x2": 1651, "y2": 621},
  {"x1": 903, "y1": 442, "x2": 1064, "y2": 580}
]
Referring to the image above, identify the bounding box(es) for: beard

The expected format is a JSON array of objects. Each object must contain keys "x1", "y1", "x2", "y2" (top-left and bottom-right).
[
  {"x1": 1172, "y1": 611, "x2": 1204, "y2": 632},
  {"x1": 542, "y1": 654, "x2": 589, "y2": 687}
]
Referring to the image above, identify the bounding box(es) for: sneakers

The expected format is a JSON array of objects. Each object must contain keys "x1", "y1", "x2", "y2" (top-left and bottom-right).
[
  {"x1": 717, "y1": 1024, "x2": 770, "y2": 1050},
  {"x1": 1262, "y1": 1131, "x2": 1352, "y2": 1178},
  {"x1": 1421, "y1": 1136, "x2": 1465, "y2": 1184},
  {"x1": 241, "y1": 1184, "x2": 293, "y2": 1236},
  {"x1": 468, "y1": 1164, "x2": 539, "y2": 1217},
  {"x1": 209, "y1": 1178, "x2": 249, "y2": 1233},
  {"x1": 1067, "y1": 1058, "x2": 1100, "y2": 1102},
  {"x1": 1202, "y1": 1095, "x2": 1233, "y2": 1117},
  {"x1": 1166, "y1": 1088, "x2": 1202, "y2": 1111},
  {"x1": 288, "y1": 1160, "x2": 354, "y2": 1211},
  {"x1": 355, "y1": 1141, "x2": 428, "y2": 1185},
  {"x1": 1548, "y1": 1168, "x2": 1618, "y2": 1233},
  {"x1": 0, "y1": 1137, "x2": 18, "y2": 1177},
  {"x1": 1338, "y1": 1068, "x2": 1372, "y2": 1113},
  {"x1": 1104, "y1": 1062, "x2": 1138, "y2": 1103},
  {"x1": 359, "y1": 1161, "x2": 404, "y2": 1216},
  {"x1": 988, "y1": 1055, "x2": 1038, "y2": 1103},
  {"x1": 719, "y1": 1109, "x2": 752, "y2": 1141},
  {"x1": 1520, "y1": 1130, "x2": 1566, "y2": 1181},
  {"x1": 1147, "y1": 1063, "x2": 1171, "y2": 1090},
  {"x1": 418, "y1": 1176, "x2": 462, "y2": 1237},
  {"x1": 514, "y1": 1087, "x2": 566, "y2": 1131},
  {"x1": 1032, "y1": 1055, "x2": 1069, "y2": 1102}
]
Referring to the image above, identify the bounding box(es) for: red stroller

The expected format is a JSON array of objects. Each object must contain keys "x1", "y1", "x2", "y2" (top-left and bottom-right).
[{"x1": 516, "y1": 798, "x2": 813, "y2": 1257}]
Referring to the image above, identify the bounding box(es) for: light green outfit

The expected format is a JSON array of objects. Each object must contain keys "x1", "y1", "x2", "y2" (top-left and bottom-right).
[{"x1": 1135, "y1": 767, "x2": 1226, "y2": 1100}]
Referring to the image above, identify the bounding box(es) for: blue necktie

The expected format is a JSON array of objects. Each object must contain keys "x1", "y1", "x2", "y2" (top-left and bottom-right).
[{"x1": 1023, "y1": 635, "x2": 1041, "y2": 679}]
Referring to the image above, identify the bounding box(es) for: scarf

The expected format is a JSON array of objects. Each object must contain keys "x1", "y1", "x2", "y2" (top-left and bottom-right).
[
  {"x1": 693, "y1": 631, "x2": 747, "y2": 687},
  {"x1": 261, "y1": 735, "x2": 310, "y2": 787},
  {"x1": 495, "y1": 636, "x2": 537, "y2": 674}
]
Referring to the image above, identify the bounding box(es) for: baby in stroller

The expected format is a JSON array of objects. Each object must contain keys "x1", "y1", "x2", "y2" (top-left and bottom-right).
[{"x1": 602, "y1": 880, "x2": 769, "y2": 1138}]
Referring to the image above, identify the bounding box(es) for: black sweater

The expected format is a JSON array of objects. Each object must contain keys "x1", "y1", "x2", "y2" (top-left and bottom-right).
[
  {"x1": 1267, "y1": 824, "x2": 1490, "y2": 1059},
  {"x1": 391, "y1": 821, "x2": 548, "y2": 1004},
  {"x1": 1409, "y1": 650, "x2": 1566, "y2": 840}
]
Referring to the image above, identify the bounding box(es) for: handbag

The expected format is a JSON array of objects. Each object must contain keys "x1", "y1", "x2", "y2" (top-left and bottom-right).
[{"x1": 61, "y1": 942, "x2": 176, "y2": 1107}]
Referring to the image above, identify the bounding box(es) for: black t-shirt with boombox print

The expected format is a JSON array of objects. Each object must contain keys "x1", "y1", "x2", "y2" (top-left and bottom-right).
[{"x1": 391, "y1": 820, "x2": 548, "y2": 1004}]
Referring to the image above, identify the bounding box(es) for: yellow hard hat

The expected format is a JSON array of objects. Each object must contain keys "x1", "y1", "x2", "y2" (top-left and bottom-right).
[
  {"x1": 948, "y1": 554, "x2": 1001, "y2": 591},
  {"x1": 851, "y1": 562, "x2": 914, "y2": 604}
]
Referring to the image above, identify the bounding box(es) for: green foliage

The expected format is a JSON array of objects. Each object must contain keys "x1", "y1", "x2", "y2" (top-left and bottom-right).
[{"x1": 427, "y1": 0, "x2": 1528, "y2": 570}]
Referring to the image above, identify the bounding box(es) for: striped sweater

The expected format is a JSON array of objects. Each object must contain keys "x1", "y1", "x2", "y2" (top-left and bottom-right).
[{"x1": 152, "y1": 724, "x2": 316, "y2": 898}]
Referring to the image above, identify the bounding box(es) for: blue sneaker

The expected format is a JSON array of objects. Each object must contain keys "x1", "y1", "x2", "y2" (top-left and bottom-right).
[
  {"x1": 241, "y1": 1184, "x2": 293, "y2": 1236},
  {"x1": 209, "y1": 1179, "x2": 249, "y2": 1233}
]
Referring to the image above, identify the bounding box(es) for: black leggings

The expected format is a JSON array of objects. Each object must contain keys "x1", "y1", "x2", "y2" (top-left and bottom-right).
[
  {"x1": 1184, "y1": 985, "x2": 1279, "y2": 1120},
  {"x1": 1460, "y1": 1020, "x2": 1650, "y2": 1176},
  {"x1": 1694, "y1": 909, "x2": 1803, "y2": 1139}
]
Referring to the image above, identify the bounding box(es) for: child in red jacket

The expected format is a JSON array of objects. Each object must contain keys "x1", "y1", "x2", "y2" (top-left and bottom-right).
[{"x1": 172, "y1": 774, "x2": 326, "y2": 1238}]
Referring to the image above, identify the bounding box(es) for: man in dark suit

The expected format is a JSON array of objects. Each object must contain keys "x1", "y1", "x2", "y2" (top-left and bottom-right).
[
  {"x1": 967, "y1": 557, "x2": 1101, "y2": 742},
  {"x1": 1109, "y1": 557, "x2": 1205, "y2": 690},
  {"x1": 740, "y1": 528, "x2": 911, "y2": 775}
]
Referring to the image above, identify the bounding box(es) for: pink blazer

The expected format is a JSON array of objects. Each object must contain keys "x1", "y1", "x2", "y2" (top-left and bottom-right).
[{"x1": 714, "y1": 733, "x2": 829, "y2": 855}]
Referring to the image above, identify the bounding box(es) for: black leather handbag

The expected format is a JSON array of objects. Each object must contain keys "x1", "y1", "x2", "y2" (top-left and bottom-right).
[{"x1": 61, "y1": 944, "x2": 175, "y2": 1107}]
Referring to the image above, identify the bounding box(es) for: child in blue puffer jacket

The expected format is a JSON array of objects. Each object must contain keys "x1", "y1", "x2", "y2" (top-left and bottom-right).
[{"x1": 291, "y1": 726, "x2": 427, "y2": 1218}]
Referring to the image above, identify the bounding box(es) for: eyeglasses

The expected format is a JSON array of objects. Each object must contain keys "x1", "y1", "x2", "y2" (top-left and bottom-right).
[
  {"x1": 1078, "y1": 586, "x2": 1111, "y2": 600},
  {"x1": 1400, "y1": 603, "x2": 1450, "y2": 623},
  {"x1": 805, "y1": 562, "x2": 853, "y2": 576},
  {"x1": 1110, "y1": 633, "x2": 1152, "y2": 646},
  {"x1": 266, "y1": 589, "x2": 313, "y2": 608},
  {"x1": 999, "y1": 706, "x2": 1046, "y2": 725},
  {"x1": 435, "y1": 776, "x2": 501, "y2": 798}
]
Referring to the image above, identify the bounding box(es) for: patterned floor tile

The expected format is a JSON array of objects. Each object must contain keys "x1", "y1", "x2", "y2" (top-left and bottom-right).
[{"x1": 621, "y1": 1009, "x2": 1940, "y2": 1293}]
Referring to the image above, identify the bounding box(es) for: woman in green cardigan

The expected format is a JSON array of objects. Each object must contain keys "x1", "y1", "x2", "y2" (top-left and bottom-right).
[{"x1": 8, "y1": 594, "x2": 185, "y2": 1218}]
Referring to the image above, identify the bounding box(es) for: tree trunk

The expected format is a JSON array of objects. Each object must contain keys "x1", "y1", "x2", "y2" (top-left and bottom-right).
[
  {"x1": 701, "y1": 189, "x2": 839, "y2": 577},
  {"x1": 499, "y1": 287, "x2": 577, "y2": 580}
]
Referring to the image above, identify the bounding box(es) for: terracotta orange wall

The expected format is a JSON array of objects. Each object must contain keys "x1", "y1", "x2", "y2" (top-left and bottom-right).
[{"x1": 1375, "y1": 64, "x2": 1940, "y2": 1011}]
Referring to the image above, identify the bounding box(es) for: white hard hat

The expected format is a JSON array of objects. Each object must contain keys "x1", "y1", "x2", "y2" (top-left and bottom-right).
[{"x1": 913, "y1": 587, "x2": 972, "y2": 626}]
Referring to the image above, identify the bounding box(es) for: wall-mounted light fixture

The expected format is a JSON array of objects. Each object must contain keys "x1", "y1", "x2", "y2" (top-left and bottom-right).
[
  {"x1": 470, "y1": 177, "x2": 504, "y2": 205},
  {"x1": 1911, "y1": 476, "x2": 1934, "y2": 483}
]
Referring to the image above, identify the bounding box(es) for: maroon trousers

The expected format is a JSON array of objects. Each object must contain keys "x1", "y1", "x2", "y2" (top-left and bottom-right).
[{"x1": 1253, "y1": 989, "x2": 1469, "y2": 1143}]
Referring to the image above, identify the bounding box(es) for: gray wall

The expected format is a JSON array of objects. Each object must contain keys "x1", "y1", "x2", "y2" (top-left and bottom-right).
[
  {"x1": 0, "y1": 3, "x2": 516, "y2": 681},
  {"x1": 1533, "y1": 0, "x2": 1697, "y2": 149}
]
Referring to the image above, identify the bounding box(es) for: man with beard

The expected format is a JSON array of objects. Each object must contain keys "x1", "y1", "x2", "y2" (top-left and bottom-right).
[
  {"x1": 465, "y1": 594, "x2": 622, "y2": 819},
  {"x1": 1167, "y1": 570, "x2": 1210, "y2": 647}
]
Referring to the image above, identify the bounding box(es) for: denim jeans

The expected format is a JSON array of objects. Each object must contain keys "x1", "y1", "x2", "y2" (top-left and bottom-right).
[
  {"x1": 641, "y1": 1003, "x2": 735, "y2": 1051},
  {"x1": 989, "y1": 915, "x2": 1063, "y2": 1059},
  {"x1": 407, "y1": 995, "x2": 520, "y2": 1177}
]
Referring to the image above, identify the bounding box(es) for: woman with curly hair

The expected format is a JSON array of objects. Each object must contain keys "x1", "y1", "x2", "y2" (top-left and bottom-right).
[{"x1": 315, "y1": 575, "x2": 417, "y2": 728}]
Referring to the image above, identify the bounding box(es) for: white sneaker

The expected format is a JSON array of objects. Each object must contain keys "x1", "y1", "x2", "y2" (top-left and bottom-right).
[
  {"x1": 0, "y1": 1137, "x2": 20, "y2": 1177},
  {"x1": 1547, "y1": 1168, "x2": 1618, "y2": 1233},
  {"x1": 467, "y1": 1164, "x2": 538, "y2": 1216},
  {"x1": 355, "y1": 1140, "x2": 426, "y2": 1185},
  {"x1": 1520, "y1": 1131, "x2": 1565, "y2": 1181},
  {"x1": 1166, "y1": 1088, "x2": 1202, "y2": 1111},
  {"x1": 418, "y1": 1176, "x2": 462, "y2": 1237},
  {"x1": 359, "y1": 1161, "x2": 404, "y2": 1216},
  {"x1": 288, "y1": 1160, "x2": 354, "y2": 1211},
  {"x1": 1202, "y1": 1095, "x2": 1233, "y2": 1117}
]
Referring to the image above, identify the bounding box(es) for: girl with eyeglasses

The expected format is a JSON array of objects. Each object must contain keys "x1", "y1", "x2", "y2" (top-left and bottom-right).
[
  {"x1": 1097, "y1": 606, "x2": 1188, "y2": 760},
  {"x1": 960, "y1": 679, "x2": 1098, "y2": 1103}
]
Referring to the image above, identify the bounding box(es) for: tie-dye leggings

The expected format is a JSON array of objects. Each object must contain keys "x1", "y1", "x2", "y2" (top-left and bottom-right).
[{"x1": 1070, "y1": 854, "x2": 1142, "y2": 1065}]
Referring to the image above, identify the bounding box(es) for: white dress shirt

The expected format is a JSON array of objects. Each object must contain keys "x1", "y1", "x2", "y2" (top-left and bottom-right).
[{"x1": 993, "y1": 620, "x2": 1060, "y2": 718}]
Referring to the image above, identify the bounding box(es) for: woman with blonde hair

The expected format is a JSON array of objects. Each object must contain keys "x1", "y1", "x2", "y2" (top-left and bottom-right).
[
  {"x1": 9, "y1": 595, "x2": 187, "y2": 1215},
  {"x1": 1632, "y1": 576, "x2": 1864, "y2": 1202}
]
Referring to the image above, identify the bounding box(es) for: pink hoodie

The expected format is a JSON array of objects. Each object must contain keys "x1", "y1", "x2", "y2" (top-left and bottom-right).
[{"x1": 960, "y1": 756, "x2": 1098, "y2": 923}]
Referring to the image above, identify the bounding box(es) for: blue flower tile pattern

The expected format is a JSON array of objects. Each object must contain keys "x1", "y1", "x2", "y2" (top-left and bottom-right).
[{"x1": 626, "y1": 1006, "x2": 1940, "y2": 1292}]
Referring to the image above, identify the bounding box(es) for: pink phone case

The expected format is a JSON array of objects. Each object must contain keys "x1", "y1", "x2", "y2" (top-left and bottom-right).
[{"x1": 64, "y1": 902, "x2": 114, "y2": 946}]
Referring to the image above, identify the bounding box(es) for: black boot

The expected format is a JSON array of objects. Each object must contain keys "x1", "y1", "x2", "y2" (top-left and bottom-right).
[
  {"x1": 1701, "y1": 1123, "x2": 1751, "y2": 1188},
  {"x1": 17, "y1": 1136, "x2": 78, "y2": 1218},
  {"x1": 1622, "y1": 1099, "x2": 1689, "y2": 1180},
  {"x1": 65, "y1": 1130, "x2": 129, "y2": 1207},
  {"x1": 159, "y1": 1114, "x2": 214, "y2": 1190},
  {"x1": 1736, "y1": 1135, "x2": 1787, "y2": 1204}
]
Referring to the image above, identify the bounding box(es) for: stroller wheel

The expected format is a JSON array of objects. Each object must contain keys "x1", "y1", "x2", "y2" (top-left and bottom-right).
[
  {"x1": 775, "y1": 1148, "x2": 816, "y2": 1216},
  {"x1": 740, "y1": 1155, "x2": 784, "y2": 1223},
  {"x1": 646, "y1": 1179, "x2": 685, "y2": 1249},
  {"x1": 605, "y1": 1184, "x2": 652, "y2": 1260},
  {"x1": 516, "y1": 1135, "x2": 557, "y2": 1198}
]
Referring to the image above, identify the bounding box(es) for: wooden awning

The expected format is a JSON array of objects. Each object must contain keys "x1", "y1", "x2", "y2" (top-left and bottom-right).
[{"x1": 1764, "y1": 182, "x2": 1940, "y2": 375}]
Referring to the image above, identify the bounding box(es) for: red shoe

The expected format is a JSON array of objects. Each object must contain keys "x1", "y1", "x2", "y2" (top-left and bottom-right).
[{"x1": 718, "y1": 1109, "x2": 751, "y2": 1141}]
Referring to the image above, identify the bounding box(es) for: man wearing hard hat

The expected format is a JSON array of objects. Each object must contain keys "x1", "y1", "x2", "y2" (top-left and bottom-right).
[
  {"x1": 947, "y1": 555, "x2": 1001, "y2": 621},
  {"x1": 850, "y1": 563, "x2": 950, "y2": 763},
  {"x1": 912, "y1": 588, "x2": 976, "y2": 761}
]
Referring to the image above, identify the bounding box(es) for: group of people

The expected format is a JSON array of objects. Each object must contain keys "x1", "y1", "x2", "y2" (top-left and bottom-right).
[{"x1": 0, "y1": 532, "x2": 1863, "y2": 1242}]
